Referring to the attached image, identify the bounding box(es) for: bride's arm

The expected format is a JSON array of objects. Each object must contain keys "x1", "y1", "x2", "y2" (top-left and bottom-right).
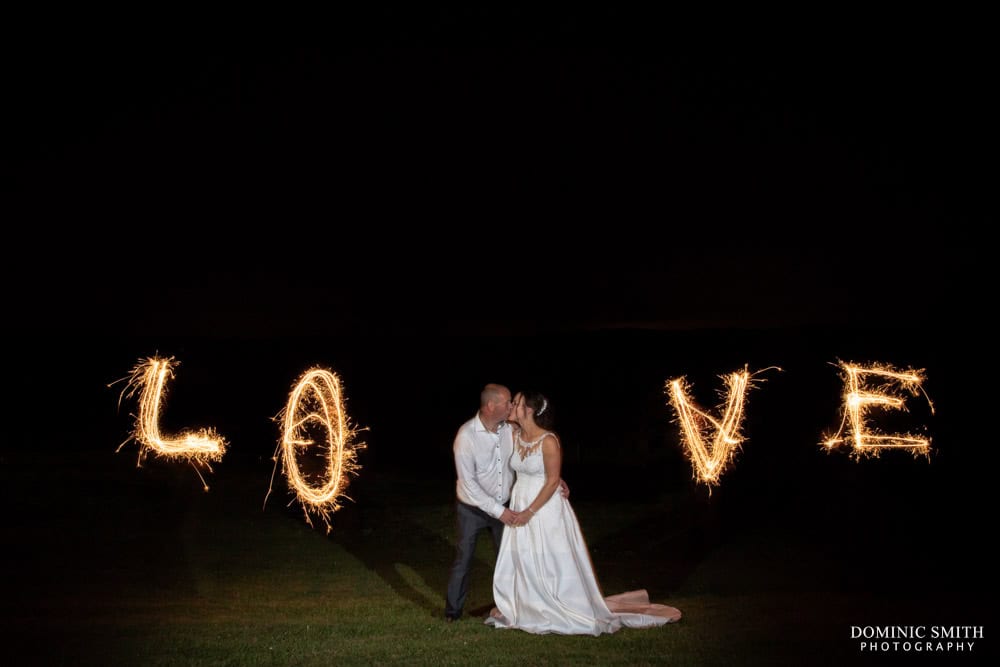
[{"x1": 517, "y1": 435, "x2": 562, "y2": 525}]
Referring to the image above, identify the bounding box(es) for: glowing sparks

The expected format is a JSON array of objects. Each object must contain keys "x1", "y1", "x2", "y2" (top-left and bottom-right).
[
  {"x1": 266, "y1": 368, "x2": 365, "y2": 533},
  {"x1": 666, "y1": 366, "x2": 778, "y2": 487},
  {"x1": 823, "y1": 361, "x2": 934, "y2": 458},
  {"x1": 112, "y1": 356, "x2": 227, "y2": 489}
]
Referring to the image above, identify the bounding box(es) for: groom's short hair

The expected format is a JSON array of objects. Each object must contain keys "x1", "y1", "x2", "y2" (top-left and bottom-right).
[{"x1": 481, "y1": 383, "x2": 507, "y2": 408}]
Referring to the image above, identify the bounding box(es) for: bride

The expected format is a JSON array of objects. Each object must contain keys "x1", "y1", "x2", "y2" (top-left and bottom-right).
[{"x1": 485, "y1": 390, "x2": 681, "y2": 635}]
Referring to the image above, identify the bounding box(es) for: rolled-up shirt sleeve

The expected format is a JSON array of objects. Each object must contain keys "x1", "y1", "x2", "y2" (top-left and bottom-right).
[{"x1": 454, "y1": 432, "x2": 504, "y2": 519}]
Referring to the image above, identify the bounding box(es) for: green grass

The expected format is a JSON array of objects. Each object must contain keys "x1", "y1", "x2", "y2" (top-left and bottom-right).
[{"x1": 1, "y1": 450, "x2": 991, "y2": 666}]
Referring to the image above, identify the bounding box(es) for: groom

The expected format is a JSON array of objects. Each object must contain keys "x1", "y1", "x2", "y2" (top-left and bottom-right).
[{"x1": 445, "y1": 383, "x2": 566, "y2": 622}]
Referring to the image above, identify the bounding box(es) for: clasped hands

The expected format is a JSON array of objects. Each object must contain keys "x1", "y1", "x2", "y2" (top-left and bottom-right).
[
  {"x1": 501, "y1": 508, "x2": 531, "y2": 527},
  {"x1": 500, "y1": 509, "x2": 531, "y2": 527},
  {"x1": 500, "y1": 479, "x2": 570, "y2": 527}
]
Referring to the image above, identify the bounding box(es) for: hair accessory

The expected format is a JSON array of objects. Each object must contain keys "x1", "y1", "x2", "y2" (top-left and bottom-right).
[{"x1": 536, "y1": 399, "x2": 547, "y2": 416}]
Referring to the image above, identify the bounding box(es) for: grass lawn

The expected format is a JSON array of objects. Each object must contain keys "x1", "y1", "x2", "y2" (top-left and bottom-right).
[{"x1": 2, "y1": 448, "x2": 993, "y2": 666}]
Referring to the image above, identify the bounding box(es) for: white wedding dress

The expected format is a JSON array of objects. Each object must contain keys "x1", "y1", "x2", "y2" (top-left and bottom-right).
[{"x1": 485, "y1": 432, "x2": 682, "y2": 635}]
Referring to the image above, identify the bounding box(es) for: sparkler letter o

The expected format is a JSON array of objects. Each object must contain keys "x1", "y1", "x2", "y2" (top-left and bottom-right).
[{"x1": 280, "y1": 369, "x2": 355, "y2": 511}]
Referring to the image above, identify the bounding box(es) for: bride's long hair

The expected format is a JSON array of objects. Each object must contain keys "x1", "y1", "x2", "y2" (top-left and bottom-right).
[{"x1": 521, "y1": 390, "x2": 555, "y2": 430}]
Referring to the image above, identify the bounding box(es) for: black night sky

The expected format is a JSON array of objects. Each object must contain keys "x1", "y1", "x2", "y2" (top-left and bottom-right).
[
  {"x1": 5, "y1": 17, "x2": 991, "y2": 339},
  {"x1": 2, "y1": 13, "x2": 997, "y2": 663},
  {"x1": 5, "y1": 16, "x2": 991, "y2": 452},
  {"x1": 5, "y1": 14, "x2": 994, "y2": 469}
]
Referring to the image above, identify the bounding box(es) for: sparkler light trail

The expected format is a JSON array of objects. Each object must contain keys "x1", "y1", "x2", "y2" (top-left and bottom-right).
[
  {"x1": 266, "y1": 368, "x2": 365, "y2": 534},
  {"x1": 111, "y1": 356, "x2": 227, "y2": 490},
  {"x1": 822, "y1": 361, "x2": 933, "y2": 458},
  {"x1": 666, "y1": 366, "x2": 778, "y2": 488}
]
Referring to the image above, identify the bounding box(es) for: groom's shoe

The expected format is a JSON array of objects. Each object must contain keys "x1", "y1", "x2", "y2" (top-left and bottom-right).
[{"x1": 445, "y1": 615, "x2": 458, "y2": 623}]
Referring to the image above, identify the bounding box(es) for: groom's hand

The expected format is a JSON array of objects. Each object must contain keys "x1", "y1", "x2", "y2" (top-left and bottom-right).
[{"x1": 500, "y1": 508, "x2": 519, "y2": 526}]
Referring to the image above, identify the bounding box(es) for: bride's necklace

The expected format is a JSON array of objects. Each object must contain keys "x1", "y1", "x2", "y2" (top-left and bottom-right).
[{"x1": 516, "y1": 431, "x2": 549, "y2": 460}]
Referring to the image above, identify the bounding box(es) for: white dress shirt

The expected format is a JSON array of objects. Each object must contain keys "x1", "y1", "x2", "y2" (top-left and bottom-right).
[{"x1": 453, "y1": 413, "x2": 514, "y2": 519}]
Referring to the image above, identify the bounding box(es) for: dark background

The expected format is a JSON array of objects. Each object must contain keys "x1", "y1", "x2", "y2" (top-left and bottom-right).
[
  {"x1": 3, "y1": 10, "x2": 995, "y2": 651},
  {"x1": 4, "y1": 13, "x2": 990, "y2": 341},
  {"x1": 4, "y1": 11, "x2": 990, "y2": 470}
]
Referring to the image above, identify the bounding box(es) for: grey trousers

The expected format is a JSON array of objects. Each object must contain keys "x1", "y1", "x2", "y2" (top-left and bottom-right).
[{"x1": 444, "y1": 501, "x2": 504, "y2": 619}]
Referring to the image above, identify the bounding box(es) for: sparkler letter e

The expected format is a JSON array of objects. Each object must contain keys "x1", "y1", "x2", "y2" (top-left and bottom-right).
[{"x1": 823, "y1": 362, "x2": 932, "y2": 455}]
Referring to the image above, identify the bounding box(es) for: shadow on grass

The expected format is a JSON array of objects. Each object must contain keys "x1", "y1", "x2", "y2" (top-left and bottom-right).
[
  {"x1": 289, "y1": 468, "x2": 720, "y2": 621},
  {"x1": 270, "y1": 469, "x2": 501, "y2": 621}
]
